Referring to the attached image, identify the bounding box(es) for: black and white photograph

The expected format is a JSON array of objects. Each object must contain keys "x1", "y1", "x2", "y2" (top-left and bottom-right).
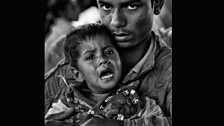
[{"x1": 44, "y1": 0, "x2": 172, "y2": 125}]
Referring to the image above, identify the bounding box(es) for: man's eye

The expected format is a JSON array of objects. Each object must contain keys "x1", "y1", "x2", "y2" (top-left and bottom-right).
[
  {"x1": 127, "y1": 4, "x2": 138, "y2": 10},
  {"x1": 101, "y1": 5, "x2": 112, "y2": 11},
  {"x1": 86, "y1": 55, "x2": 94, "y2": 61}
]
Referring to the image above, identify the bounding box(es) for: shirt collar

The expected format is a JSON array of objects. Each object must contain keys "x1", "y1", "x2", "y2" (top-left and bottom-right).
[{"x1": 131, "y1": 37, "x2": 154, "y2": 74}]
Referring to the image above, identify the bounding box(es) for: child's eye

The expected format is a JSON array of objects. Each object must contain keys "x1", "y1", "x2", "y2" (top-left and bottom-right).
[
  {"x1": 86, "y1": 54, "x2": 94, "y2": 61},
  {"x1": 105, "y1": 50, "x2": 114, "y2": 55}
]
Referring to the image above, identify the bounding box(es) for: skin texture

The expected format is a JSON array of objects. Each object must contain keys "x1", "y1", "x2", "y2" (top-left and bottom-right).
[
  {"x1": 97, "y1": 0, "x2": 154, "y2": 48},
  {"x1": 76, "y1": 35, "x2": 122, "y2": 94}
]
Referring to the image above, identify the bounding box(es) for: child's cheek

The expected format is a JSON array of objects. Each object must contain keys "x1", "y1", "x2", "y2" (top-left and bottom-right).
[{"x1": 110, "y1": 56, "x2": 119, "y2": 65}]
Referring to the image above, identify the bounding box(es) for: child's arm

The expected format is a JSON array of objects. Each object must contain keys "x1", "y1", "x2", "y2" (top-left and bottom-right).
[
  {"x1": 45, "y1": 98, "x2": 75, "y2": 121},
  {"x1": 45, "y1": 120, "x2": 77, "y2": 126}
]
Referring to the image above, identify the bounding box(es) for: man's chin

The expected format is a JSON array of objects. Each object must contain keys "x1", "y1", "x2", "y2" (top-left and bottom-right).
[{"x1": 117, "y1": 42, "x2": 135, "y2": 48}]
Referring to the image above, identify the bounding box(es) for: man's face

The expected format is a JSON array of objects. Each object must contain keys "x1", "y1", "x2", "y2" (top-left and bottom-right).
[
  {"x1": 97, "y1": 0, "x2": 154, "y2": 48},
  {"x1": 77, "y1": 35, "x2": 122, "y2": 93}
]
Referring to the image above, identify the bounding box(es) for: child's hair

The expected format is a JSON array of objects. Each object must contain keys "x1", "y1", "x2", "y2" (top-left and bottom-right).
[{"x1": 64, "y1": 23, "x2": 117, "y2": 69}]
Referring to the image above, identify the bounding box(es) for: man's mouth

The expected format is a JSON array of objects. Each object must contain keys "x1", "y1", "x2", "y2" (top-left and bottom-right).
[
  {"x1": 113, "y1": 32, "x2": 131, "y2": 41},
  {"x1": 99, "y1": 69, "x2": 114, "y2": 80}
]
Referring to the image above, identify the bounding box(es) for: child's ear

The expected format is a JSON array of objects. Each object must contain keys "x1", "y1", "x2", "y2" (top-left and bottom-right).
[{"x1": 71, "y1": 67, "x2": 84, "y2": 82}]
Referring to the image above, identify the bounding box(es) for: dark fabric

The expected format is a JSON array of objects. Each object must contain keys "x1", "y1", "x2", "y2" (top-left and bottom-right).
[
  {"x1": 120, "y1": 32, "x2": 172, "y2": 126},
  {"x1": 138, "y1": 42, "x2": 172, "y2": 117},
  {"x1": 45, "y1": 120, "x2": 77, "y2": 126}
]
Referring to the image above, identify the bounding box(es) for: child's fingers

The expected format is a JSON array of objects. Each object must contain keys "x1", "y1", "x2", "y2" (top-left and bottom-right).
[
  {"x1": 126, "y1": 80, "x2": 140, "y2": 88},
  {"x1": 132, "y1": 80, "x2": 140, "y2": 87}
]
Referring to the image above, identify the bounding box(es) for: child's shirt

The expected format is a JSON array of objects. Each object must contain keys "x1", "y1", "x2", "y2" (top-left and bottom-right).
[{"x1": 45, "y1": 82, "x2": 164, "y2": 126}]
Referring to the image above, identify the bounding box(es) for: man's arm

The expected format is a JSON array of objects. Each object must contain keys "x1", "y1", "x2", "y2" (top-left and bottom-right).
[
  {"x1": 124, "y1": 65, "x2": 172, "y2": 126},
  {"x1": 123, "y1": 97, "x2": 171, "y2": 126},
  {"x1": 45, "y1": 59, "x2": 73, "y2": 114},
  {"x1": 84, "y1": 95, "x2": 171, "y2": 126}
]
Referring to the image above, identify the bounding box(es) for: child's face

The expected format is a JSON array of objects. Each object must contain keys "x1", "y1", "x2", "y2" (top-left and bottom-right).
[{"x1": 77, "y1": 35, "x2": 122, "y2": 93}]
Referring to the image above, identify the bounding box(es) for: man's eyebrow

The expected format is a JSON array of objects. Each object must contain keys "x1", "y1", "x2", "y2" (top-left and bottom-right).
[
  {"x1": 98, "y1": 0, "x2": 112, "y2": 6},
  {"x1": 121, "y1": 0, "x2": 142, "y2": 6},
  {"x1": 98, "y1": 0, "x2": 142, "y2": 6}
]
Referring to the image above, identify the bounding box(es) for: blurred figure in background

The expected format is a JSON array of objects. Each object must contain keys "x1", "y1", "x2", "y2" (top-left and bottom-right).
[
  {"x1": 45, "y1": 0, "x2": 81, "y2": 73},
  {"x1": 153, "y1": 0, "x2": 172, "y2": 48},
  {"x1": 72, "y1": 0, "x2": 100, "y2": 27},
  {"x1": 153, "y1": 0, "x2": 172, "y2": 30},
  {"x1": 45, "y1": 0, "x2": 81, "y2": 40}
]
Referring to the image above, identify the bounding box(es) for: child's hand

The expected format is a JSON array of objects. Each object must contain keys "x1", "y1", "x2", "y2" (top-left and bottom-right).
[
  {"x1": 45, "y1": 108, "x2": 76, "y2": 121},
  {"x1": 102, "y1": 81, "x2": 142, "y2": 120}
]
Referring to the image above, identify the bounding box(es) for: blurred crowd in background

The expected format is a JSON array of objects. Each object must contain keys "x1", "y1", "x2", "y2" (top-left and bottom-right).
[{"x1": 44, "y1": 0, "x2": 172, "y2": 74}]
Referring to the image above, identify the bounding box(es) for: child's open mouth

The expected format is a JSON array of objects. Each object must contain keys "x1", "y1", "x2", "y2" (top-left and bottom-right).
[{"x1": 99, "y1": 68, "x2": 114, "y2": 80}]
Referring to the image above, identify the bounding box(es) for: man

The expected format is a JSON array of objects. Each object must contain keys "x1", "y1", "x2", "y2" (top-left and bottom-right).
[
  {"x1": 45, "y1": 0, "x2": 172, "y2": 125},
  {"x1": 88, "y1": 0, "x2": 172, "y2": 125}
]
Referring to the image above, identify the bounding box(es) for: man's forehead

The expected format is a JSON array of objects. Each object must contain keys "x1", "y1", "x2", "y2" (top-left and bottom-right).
[{"x1": 97, "y1": 0, "x2": 144, "y2": 4}]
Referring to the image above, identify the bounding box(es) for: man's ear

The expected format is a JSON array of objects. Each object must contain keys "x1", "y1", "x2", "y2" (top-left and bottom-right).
[
  {"x1": 71, "y1": 67, "x2": 84, "y2": 82},
  {"x1": 153, "y1": 0, "x2": 165, "y2": 15}
]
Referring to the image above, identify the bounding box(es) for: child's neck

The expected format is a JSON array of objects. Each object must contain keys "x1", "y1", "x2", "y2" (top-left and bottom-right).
[{"x1": 88, "y1": 92, "x2": 111, "y2": 103}]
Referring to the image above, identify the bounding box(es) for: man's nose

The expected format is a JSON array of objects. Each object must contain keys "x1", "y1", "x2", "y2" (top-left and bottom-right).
[{"x1": 111, "y1": 9, "x2": 126, "y2": 28}]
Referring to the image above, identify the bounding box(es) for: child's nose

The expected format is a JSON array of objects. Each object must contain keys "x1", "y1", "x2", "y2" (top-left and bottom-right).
[{"x1": 98, "y1": 57, "x2": 109, "y2": 66}]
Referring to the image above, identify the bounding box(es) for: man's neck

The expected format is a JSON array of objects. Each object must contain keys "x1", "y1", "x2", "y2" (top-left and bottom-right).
[{"x1": 120, "y1": 35, "x2": 151, "y2": 78}]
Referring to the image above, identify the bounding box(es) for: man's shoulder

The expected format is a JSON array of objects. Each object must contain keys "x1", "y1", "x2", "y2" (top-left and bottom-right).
[
  {"x1": 152, "y1": 38, "x2": 172, "y2": 87},
  {"x1": 153, "y1": 38, "x2": 172, "y2": 86},
  {"x1": 45, "y1": 59, "x2": 72, "y2": 96},
  {"x1": 45, "y1": 59, "x2": 70, "y2": 81},
  {"x1": 155, "y1": 39, "x2": 172, "y2": 72}
]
